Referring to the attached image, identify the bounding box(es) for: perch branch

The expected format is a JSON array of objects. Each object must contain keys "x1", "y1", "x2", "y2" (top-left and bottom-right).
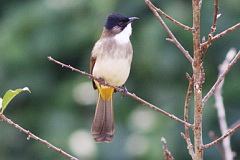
[
  {"x1": 203, "y1": 124, "x2": 240, "y2": 149},
  {"x1": 0, "y1": 113, "x2": 78, "y2": 160},
  {"x1": 48, "y1": 56, "x2": 193, "y2": 128},
  {"x1": 145, "y1": 0, "x2": 194, "y2": 63},
  {"x1": 161, "y1": 137, "x2": 175, "y2": 160},
  {"x1": 203, "y1": 50, "x2": 240, "y2": 105}
]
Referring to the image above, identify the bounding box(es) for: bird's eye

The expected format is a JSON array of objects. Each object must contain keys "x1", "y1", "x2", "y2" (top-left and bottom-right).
[{"x1": 118, "y1": 22, "x2": 124, "y2": 27}]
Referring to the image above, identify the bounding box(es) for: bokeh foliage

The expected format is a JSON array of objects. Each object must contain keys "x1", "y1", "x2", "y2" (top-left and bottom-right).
[{"x1": 0, "y1": 0, "x2": 239, "y2": 159}]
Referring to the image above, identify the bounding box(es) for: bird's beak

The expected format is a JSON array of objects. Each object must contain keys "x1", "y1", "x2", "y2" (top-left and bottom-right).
[{"x1": 128, "y1": 17, "x2": 139, "y2": 24}]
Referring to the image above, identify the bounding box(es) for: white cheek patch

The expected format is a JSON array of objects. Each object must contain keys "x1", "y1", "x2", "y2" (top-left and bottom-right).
[{"x1": 114, "y1": 24, "x2": 132, "y2": 44}]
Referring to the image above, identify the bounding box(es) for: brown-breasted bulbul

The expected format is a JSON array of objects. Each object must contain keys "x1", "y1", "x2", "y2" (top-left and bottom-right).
[{"x1": 90, "y1": 14, "x2": 139, "y2": 142}]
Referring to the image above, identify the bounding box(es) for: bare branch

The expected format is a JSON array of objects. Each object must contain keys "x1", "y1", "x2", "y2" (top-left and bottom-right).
[
  {"x1": 146, "y1": 1, "x2": 193, "y2": 31},
  {"x1": 184, "y1": 73, "x2": 193, "y2": 123},
  {"x1": 48, "y1": 56, "x2": 193, "y2": 128},
  {"x1": 214, "y1": 48, "x2": 236, "y2": 160},
  {"x1": 0, "y1": 113, "x2": 78, "y2": 160},
  {"x1": 182, "y1": 73, "x2": 195, "y2": 159},
  {"x1": 203, "y1": 50, "x2": 240, "y2": 105},
  {"x1": 210, "y1": 0, "x2": 219, "y2": 37},
  {"x1": 203, "y1": 124, "x2": 240, "y2": 149},
  {"x1": 208, "y1": 131, "x2": 225, "y2": 158},
  {"x1": 144, "y1": 0, "x2": 194, "y2": 63},
  {"x1": 201, "y1": 23, "x2": 240, "y2": 53},
  {"x1": 192, "y1": 0, "x2": 204, "y2": 159},
  {"x1": 166, "y1": 38, "x2": 175, "y2": 43},
  {"x1": 201, "y1": 0, "x2": 219, "y2": 57},
  {"x1": 230, "y1": 119, "x2": 240, "y2": 129},
  {"x1": 161, "y1": 137, "x2": 175, "y2": 160},
  {"x1": 211, "y1": 23, "x2": 240, "y2": 41}
]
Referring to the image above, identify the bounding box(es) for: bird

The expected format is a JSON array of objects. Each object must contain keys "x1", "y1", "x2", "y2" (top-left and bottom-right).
[{"x1": 90, "y1": 14, "x2": 139, "y2": 142}]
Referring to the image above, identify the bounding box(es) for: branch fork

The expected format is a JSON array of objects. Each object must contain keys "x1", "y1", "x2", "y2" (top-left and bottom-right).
[{"x1": 145, "y1": 0, "x2": 240, "y2": 160}]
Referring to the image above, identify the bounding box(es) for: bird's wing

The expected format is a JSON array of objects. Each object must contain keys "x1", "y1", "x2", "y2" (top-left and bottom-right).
[
  {"x1": 90, "y1": 40, "x2": 102, "y2": 90},
  {"x1": 90, "y1": 56, "x2": 97, "y2": 90}
]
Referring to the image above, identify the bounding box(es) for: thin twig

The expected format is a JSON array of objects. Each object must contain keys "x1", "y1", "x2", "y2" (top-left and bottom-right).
[
  {"x1": 203, "y1": 50, "x2": 240, "y2": 105},
  {"x1": 202, "y1": 0, "x2": 219, "y2": 57},
  {"x1": 201, "y1": 23, "x2": 240, "y2": 53},
  {"x1": 214, "y1": 48, "x2": 236, "y2": 160},
  {"x1": 145, "y1": 0, "x2": 194, "y2": 63},
  {"x1": 166, "y1": 38, "x2": 175, "y2": 43},
  {"x1": 230, "y1": 119, "x2": 240, "y2": 129},
  {"x1": 48, "y1": 56, "x2": 193, "y2": 128},
  {"x1": 208, "y1": 131, "x2": 225, "y2": 159},
  {"x1": 210, "y1": 0, "x2": 219, "y2": 37},
  {"x1": 0, "y1": 113, "x2": 78, "y2": 160},
  {"x1": 161, "y1": 137, "x2": 175, "y2": 160},
  {"x1": 182, "y1": 73, "x2": 194, "y2": 159},
  {"x1": 203, "y1": 124, "x2": 240, "y2": 149},
  {"x1": 147, "y1": 1, "x2": 193, "y2": 31}
]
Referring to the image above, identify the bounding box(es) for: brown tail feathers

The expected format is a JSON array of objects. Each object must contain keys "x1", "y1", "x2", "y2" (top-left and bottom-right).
[{"x1": 91, "y1": 93, "x2": 114, "y2": 142}]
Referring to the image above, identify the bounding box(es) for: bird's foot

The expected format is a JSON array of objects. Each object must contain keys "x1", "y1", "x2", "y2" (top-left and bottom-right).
[
  {"x1": 120, "y1": 85, "x2": 128, "y2": 98},
  {"x1": 98, "y1": 78, "x2": 105, "y2": 86}
]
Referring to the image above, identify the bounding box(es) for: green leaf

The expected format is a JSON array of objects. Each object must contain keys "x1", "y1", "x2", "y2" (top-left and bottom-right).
[
  {"x1": 0, "y1": 98, "x2": 2, "y2": 112},
  {"x1": 1, "y1": 87, "x2": 31, "y2": 113}
]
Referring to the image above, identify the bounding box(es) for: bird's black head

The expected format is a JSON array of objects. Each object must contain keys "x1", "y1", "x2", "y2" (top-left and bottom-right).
[{"x1": 104, "y1": 14, "x2": 139, "y2": 31}]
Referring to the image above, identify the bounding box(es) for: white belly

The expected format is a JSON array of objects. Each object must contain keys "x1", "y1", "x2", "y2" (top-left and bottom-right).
[{"x1": 93, "y1": 55, "x2": 132, "y2": 87}]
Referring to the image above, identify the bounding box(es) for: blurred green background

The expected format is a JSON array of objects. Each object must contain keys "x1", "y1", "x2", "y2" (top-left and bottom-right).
[{"x1": 0, "y1": 0, "x2": 239, "y2": 159}]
